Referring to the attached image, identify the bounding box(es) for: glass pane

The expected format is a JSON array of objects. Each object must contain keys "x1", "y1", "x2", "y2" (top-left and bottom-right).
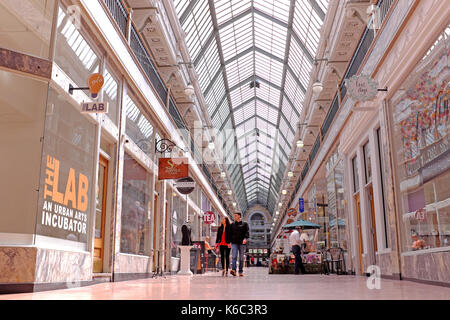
[
  {"x1": 0, "y1": 0, "x2": 55, "y2": 59},
  {"x1": 391, "y1": 28, "x2": 450, "y2": 252},
  {"x1": 124, "y1": 94, "x2": 154, "y2": 157},
  {"x1": 352, "y1": 156, "x2": 359, "y2": 193},
  {"x1": 55, "y1": 5, "x2": 100, "y2": 91},
  {"x1": 363, "y1": 142, "x2": 372, "y2": 184},
  {"x1": 95, "y1": 163, "x2": 105, "y2": 239},
  {"x1": 120, "y1": 153, "x2": 151, "y2": 255},
  {"x1": 36, "y1": 87, "x2": 97, "y2": 247}
]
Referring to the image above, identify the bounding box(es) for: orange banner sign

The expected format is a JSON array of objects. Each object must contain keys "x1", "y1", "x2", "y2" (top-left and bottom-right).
[{"x1": 158, "y1": 158, "x2": 189, "y2": 180}]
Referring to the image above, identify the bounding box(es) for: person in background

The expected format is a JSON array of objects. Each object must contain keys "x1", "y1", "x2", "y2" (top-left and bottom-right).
[
  {"x1": 204, "y1": 236, "x2": 213, "y2": 253},
  {"x1": 289, "y1": 226, "x2": 307, "y2": 274},
  {"x1": 411, "y1": 233, "x2": 427, "y2": 250},
  {"x1": 215, "y1": 217, "x2": 231, "y2": 276},
  {"x1": 229, "y1": 212, "x2": 249, "y2": 277}
]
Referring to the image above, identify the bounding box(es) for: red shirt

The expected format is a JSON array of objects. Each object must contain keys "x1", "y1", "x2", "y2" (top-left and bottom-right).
[{"x1": 219, "y1": 227, "x2": 228, "y2": 246}]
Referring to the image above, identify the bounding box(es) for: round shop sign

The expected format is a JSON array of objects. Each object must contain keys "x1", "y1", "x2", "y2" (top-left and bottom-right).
[
  {"x1": 203, "y1": 211, "x2": 215, "y2": 224},
  {"x1": 175, "y1": 176, "x2": 195, "y2": 195},
  {"x1": 344, "y1": 74, "x2": 378, "y2": 102}
]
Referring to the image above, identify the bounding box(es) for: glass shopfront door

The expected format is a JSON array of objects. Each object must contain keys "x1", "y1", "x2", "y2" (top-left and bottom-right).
[{"x1": 93, "y1": 155, "x2": 108, "y2": 273}]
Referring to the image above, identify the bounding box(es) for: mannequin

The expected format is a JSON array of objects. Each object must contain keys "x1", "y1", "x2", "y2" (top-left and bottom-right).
[{"x1": 181, "y1": 223, "x2": 192, "y2": 246}]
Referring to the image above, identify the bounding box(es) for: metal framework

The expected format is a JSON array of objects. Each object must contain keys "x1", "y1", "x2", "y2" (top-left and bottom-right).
[{"x1": 174, "y1": 0, "x2": 328, "y2": 214}]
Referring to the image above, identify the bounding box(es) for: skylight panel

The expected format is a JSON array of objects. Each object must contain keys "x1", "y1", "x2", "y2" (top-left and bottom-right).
[
  {"x1": 253, "y1": 0, "x2": 290, "y2": 22},
  {"x1": 215, "y1": 0, "x2": 252, "y2": 25}
]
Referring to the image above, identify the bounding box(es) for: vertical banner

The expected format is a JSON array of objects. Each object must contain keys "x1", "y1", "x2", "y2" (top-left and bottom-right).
[{"x1": 299, "y1": 198, "x2": 304, "y2": 213}]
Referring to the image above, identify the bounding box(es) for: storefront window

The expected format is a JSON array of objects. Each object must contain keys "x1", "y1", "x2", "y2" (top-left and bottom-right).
[
  {"x1": 391, "y1": 28, "x2": 449, "y2": 252},
  {"x1": 120, "y1": 152, "x2": 151, "y2": 255},
  {"x1": 0, "y1": 70, "x2": 48, "y2": 241},
  {"x1": 326, "y1": 149, "x2": 347, "y2": 250},
  {"x1": 171, "y1": 193, "x2": 185, "y2": 258},
  {"x1": 0, "y1": 0, "x2": 55, "y2": 59},
  {"x1": 36, "y1": 87, "x2": 97, "y2": 249},
  {"x1": 363, "y1": 142, "x2": 372, "y2": 184},
  {"x1": 124, "y1": 94, "x2": 154, "y2": 157},
  {"x1": 352, "y1": 156, "x2": 359, "y2": 193}
]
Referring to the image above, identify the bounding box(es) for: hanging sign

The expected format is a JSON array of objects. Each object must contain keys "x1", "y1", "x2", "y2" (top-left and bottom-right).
[
  {"x1": 299, "y1": 198, "x2": 304, "y2": 213},
  {"x1": 158, "y1": 158, "x2": 188, "y2": 180},
  {"x1": 414, "y1": 208, "x2": 426, "y2": 221},
  {"x1": 88, "y1": 73, "x2": 104, "y2": 98},
  {"x1": 176, "y1": 176, "x2": 195, "y2": 195},
  {"x1": 202, "y1": 211, "x2": 215, "y2": 224},
  {"x1": 287, "y1": 208, "x2": 297, "y2": 217},
  {"x1": 345, "y1": 74, "x2": 379, "y2": 102},
  {"x1": 80, "y1": 102, "x2": 109, "y2": 113}
]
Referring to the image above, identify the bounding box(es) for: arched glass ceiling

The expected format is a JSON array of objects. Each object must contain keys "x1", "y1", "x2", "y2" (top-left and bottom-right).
[{"x1": 174, "y1": 0, "x2": 328, "y2": 214}]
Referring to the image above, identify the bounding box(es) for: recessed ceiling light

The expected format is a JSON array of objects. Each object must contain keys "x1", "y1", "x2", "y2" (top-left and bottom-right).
[
  {"x1": 278, "y1": 203, "x2": 282, "y2": 207},
  {"x1": 221, "y1": 171, "x2": 226, "y2": 178},
  {"x1": 208, "y1": 142, "x2": 215, "y2": 150},
  {"x1": 282, "y1": 189, "x2": 287, "y2": 195},
  {"x1": 227, "y1": 190, "x2": 232, "y2": 195},
  {"x1": 297, "y1": 140, "x2": 304, "y2": 148},
  {"x1": 288, "y1": 171, "x2": 294, "y2": 177}
]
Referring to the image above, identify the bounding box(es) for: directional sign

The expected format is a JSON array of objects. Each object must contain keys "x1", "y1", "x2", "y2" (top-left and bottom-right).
[{"x1": 299, "y1": 198, "x2": 304, "y2": 213}]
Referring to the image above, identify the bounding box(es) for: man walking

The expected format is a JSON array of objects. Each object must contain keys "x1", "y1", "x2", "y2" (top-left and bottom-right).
[
  {"x1": 229, "y1": 212, "x2": 249, "y2": 277},
  {"x1": 289, "y1": 226, "x2": 307, "y2": 274}
]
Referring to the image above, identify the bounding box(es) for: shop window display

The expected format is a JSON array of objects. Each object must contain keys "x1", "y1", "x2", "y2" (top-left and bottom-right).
[
  {"x1": 391, "y1": 28, "x2": 449, "y2": 252},
  {"x1": 120, "y1": 152, "x2": 151, "y2": 255}
]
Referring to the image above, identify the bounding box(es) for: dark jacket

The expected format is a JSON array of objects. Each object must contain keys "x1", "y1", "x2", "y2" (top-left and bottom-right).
[
  {"x1": 181, "y1": 224, "x2": 192, "y2": 245},
  {"x1": 230, "y1": 221, "x2": 249, "y2": 244},
  {"x1": 215, "y1": 225, "x2": 231, "y2": 245}
]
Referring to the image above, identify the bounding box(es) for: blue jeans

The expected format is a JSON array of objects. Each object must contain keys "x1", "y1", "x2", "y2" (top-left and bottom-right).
[{"x1": 231, "y1": 243, "x2": 246, "y2": 273}]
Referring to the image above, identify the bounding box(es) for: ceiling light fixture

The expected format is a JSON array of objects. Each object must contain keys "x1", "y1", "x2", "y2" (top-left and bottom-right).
[
  {"x1": 282, "y1": 189, "x2": 287, "y2": 195},
  {"x1": 288, "y1": 171, "x2": 294, "y2": 177},
  {"x1": 227, "y1": 190, "x2": 232, "y2": 195},
  {"x1": 220, "y1": 171, "x2": 226, "y2": 178},
  {"x1": 278, "y1": 202, "x2": 282, "y2": 207},
  {"x1": 297, "y1": 140, "x2": 304, "y2": 148},
  {"x1": 276, "y1": 211, "x2": 279, "y2": 215},
  {"x1": 208, "y1": 141, "x2": 215, "y2": 150},
  {"x1": 312, "y1": 80, "x2": 323, "y2": 94},
  {"x1": 233, "y1": 202, "x2": 236, "y2": 207},
  {"x1": 184, "y1": 84, "x2": 195, "y2": 96}
]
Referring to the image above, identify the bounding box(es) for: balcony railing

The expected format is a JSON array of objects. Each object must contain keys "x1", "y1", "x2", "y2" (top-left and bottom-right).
[{"x1": 102, "y1": 0, "x2": 230, "y2": 215}]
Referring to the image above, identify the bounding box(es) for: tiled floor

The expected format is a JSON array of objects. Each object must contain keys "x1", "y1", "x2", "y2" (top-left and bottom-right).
[{"x1": 1, "y1": 268, "x2": 449, "y2": 300}]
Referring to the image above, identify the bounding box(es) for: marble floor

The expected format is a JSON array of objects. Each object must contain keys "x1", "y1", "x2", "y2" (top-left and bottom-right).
[{"x1": 1, "y1": 268, "x2": 449, "y2": 300}]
